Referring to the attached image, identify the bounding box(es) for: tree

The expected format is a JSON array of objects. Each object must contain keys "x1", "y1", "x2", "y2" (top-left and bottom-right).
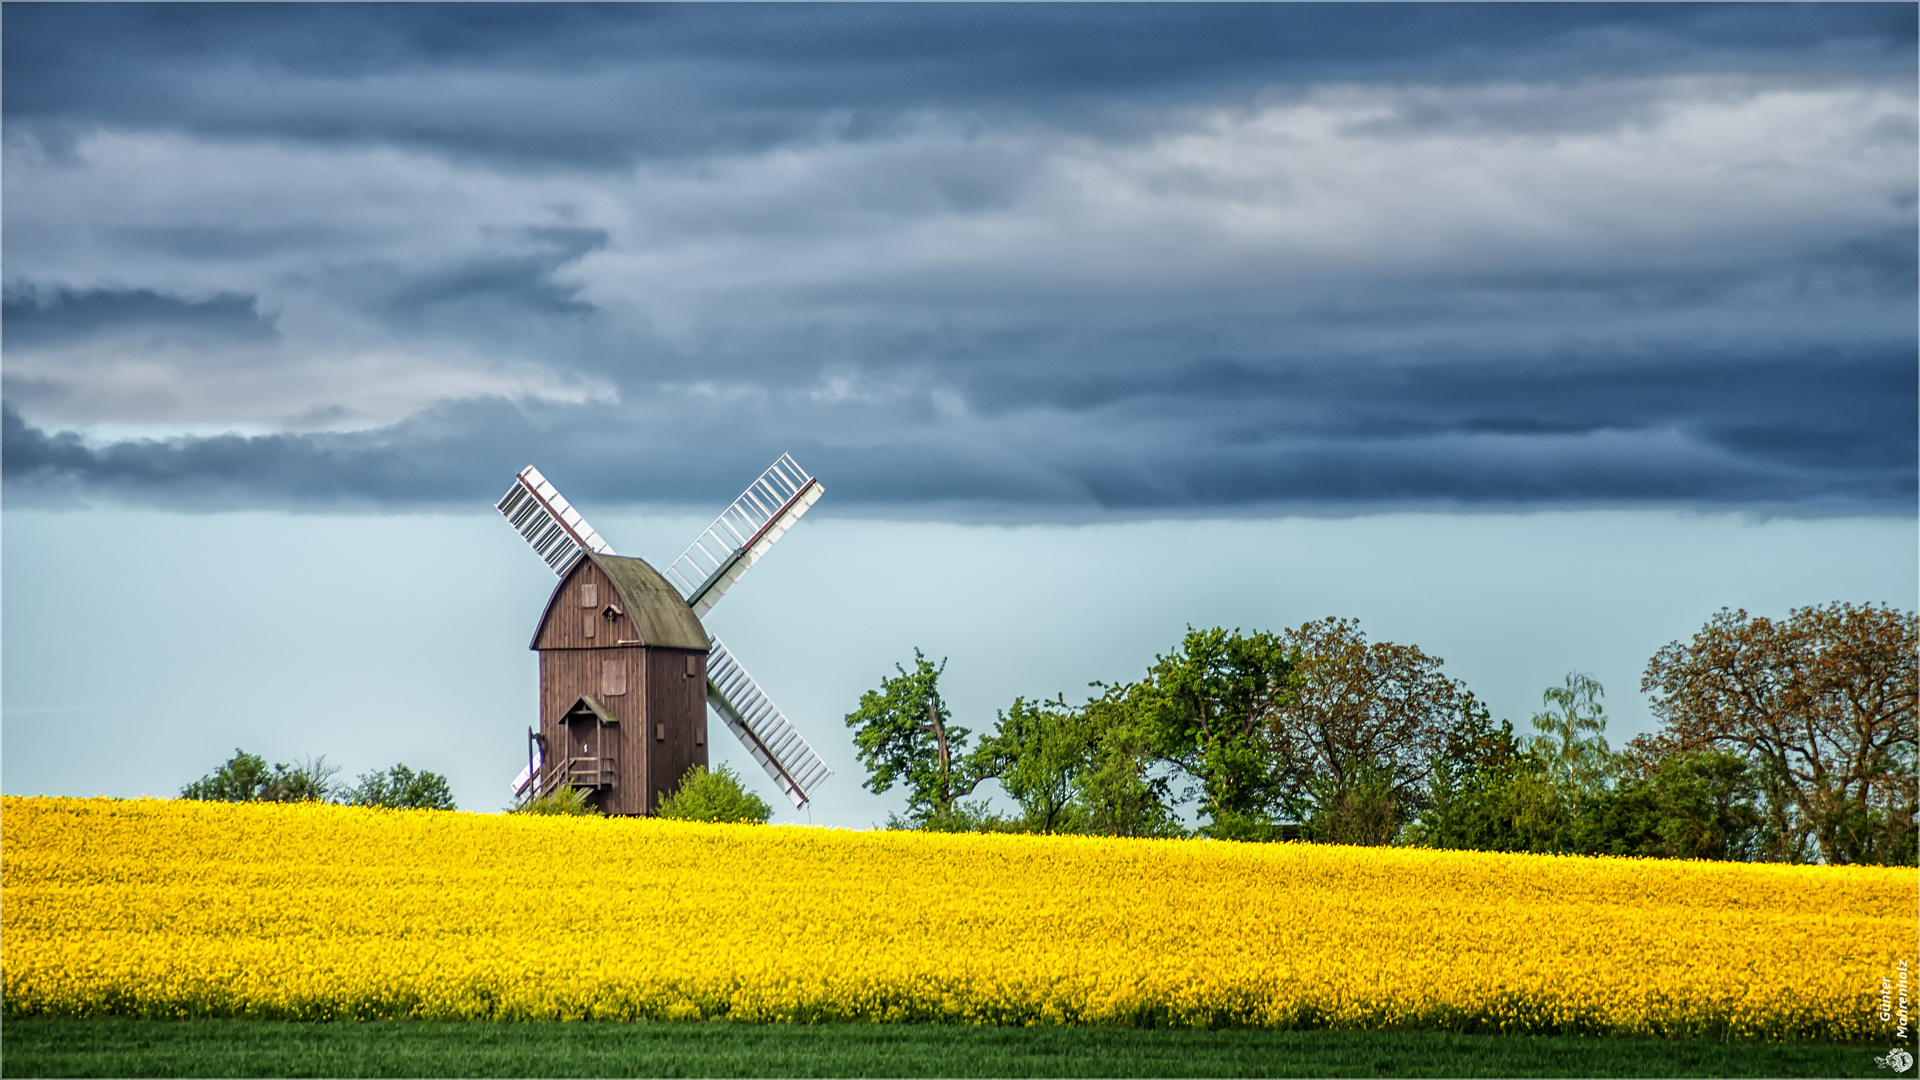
[
  {"x1": 1526, "y1": 672, "x2": 1614, "y2": 800},
  {"x1": 844, "y1": 650, "x2": 990, "y2": 826},
  {"x1": 1406, "y1": 716, "x2": 1568, "y2": 853},
  {"x1": 181, "y1": 749, "x2": 340, "y2": 803},
  {"x1": 970, "y1": 628, "x2": 1290, "y2": 840},
  {"x1": 1070, "y1": 683, "x2": 1184, "y2": 838},
  {"x1": 657, "y1": 764, "x2": 773, "y2": 824},
  {"x1": 968, "y1": 695, "x2": 1093, "y2": 834},
  {"x1": 1642, "y1": 602, "x2": 1917, "y2": 865},
  {"x1": 181, "y1": 749, "x2": 272, "y2": 801},
  {"x1": 1301, "y1": 756, "x2": 1404, "y2": 847},
  {"x1": 341, "y1": 764, "x2": 456, "y2": 810},
  {"x1": 1129, "y1": 627, "x2": 1297, "y2": 839},
  {"x1": 1574, "y1": 749, "x2": 1762, "y2": 861},
  {"x1": 1645, "y1": 750, "x2": 1764, "y2": 861},
  {"x1": 846, "y1": 649, "x2": 1185, "y2": 837},
  {"x1": 1269, "y1": 618, "x2": 1485, "y2": 845},
  {"x1": 1567, "y1": 777, "x2": 1659, "y2": 858}
]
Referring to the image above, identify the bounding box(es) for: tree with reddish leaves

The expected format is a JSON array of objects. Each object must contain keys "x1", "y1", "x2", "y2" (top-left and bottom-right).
[
  {"x1": 1640, "y1": 602, "x2": 1917, "y2": 866},
  {"x1": 1272, "y1": 617, "x2": 1487, "y2": 846}
]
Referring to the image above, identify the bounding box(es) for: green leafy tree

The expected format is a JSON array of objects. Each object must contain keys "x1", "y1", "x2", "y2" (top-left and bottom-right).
[
  {"x1": 969, "y1": 695, "x2": 1093, "y2": 834},
  {"x1": 181, "y1": 749, "x2": 340, "y2": 803},
  {"x1": 1568, "y1": 778, "x2": 1661, "y2": 858},
  {"x1": 884, "y1": 798, "x2": 1022, "y2": 834},
  {"x1": 657, "y1": 764, "x2": 773, "y2": 824},
  {"x1": 1072, "y1": 683, "x2": 1185, "y2": 838},
  {"x1": 1576, "y1": 749, "x2": 1764, "y2": 861},
  {"x1": 1646, "y1": 750, "x2": 1764, "y2": 860},
  {"x1": 1526, "y1": 672, "x2": 1615, "y2": 800},
  {"x1": 1131, "y1": 627, "x2": 1297, "y2": 839},
  {"x1": 181, "y1": 749, "x2": 272, "y2": 801},
  {"x1": 1407, "y1": 717, "x2": 1568, "y2": 853},
  {"x1": 1415, "y1": 713, "x2": 1772, "y2": 863},
  {"x1": 341, "y1": 764, "x2": 456, "y2": 810},
  {"x1": 845, "y1": 650, "x2": 991, "y2": 827},
  {"x1": 982, "y1": 627, "x2": 1292, "y2": 841},
  {"x1": 1301, "y1": 756, "x2": 1403, "y2": 846},
  {"x1": 1405, "y1": 723, "x2": 1497, "y2": 850}
]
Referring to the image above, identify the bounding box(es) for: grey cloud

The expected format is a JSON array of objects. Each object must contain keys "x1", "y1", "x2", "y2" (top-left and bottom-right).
[
  {"x1": 379, "y1": 226, "x2": 608, "y2": 323},
  {"x1": 5, "y1": 5, "x2": 1911, "y2": 168},
  {"x1": 1, "y1": 286, "x2": 278, "y2": 351},
  {"x1": 112, "y1": 224, "x2": 340, "y2": 262},
  {"x1": 7, "y1": 335, "x2": 1911, "y2": 514},
  {"x1": 1, "y1": 397, "x2": 534, "y2": 508},
  {"x1": 2, "y1": 4, "x2": 1910, "y2": 518}
]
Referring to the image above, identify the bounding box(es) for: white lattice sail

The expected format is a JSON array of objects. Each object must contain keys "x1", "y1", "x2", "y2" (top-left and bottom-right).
[
  {"x1": 664, "y1": 454, "x2": 824, "y2": 617},
  {"x1": 705, "y1": 636, "x2": 832, "y2": 809},
  {"x1": 496, "y1": 465, "x2": 616, "y2": 575}
]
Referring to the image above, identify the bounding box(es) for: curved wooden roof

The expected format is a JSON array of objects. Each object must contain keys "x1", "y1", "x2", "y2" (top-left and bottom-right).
[
  {"x1": 593, "y1": 553, "x2": 710, "y2": 650},
  {"x1": 529, "y1": 552, "x2": 710, "y2": 652}
]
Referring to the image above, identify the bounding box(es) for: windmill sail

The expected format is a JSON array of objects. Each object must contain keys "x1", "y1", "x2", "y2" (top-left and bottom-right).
[
  {"x1": 663, "y1": 453, "x2": 823, "y2": 617},
  {"x1": 496, "y1": 465, "x2": 616, "y2": 574},
  {"x1": 705, "y1": 636, "x2": 832, "y2": 809}
]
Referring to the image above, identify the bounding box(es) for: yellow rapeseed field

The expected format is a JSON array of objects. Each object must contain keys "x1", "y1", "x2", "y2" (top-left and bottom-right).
[{"x1": 2, "y1": 795, "x2": 1908, "y2": 1038}]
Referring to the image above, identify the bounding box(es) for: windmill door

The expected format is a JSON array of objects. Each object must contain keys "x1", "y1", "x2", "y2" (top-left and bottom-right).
[{"x1": 562, "y1": 706, "x2": 616, "y2": 794}]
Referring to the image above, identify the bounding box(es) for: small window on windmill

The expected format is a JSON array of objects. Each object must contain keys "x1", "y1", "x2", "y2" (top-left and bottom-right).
[
  {"x1": 582, "y1": 613, "x2": 596, "y2": 639},
  {"x1": 579, "y1": 583, "x2": 598, "y2": 608},
  {"x1": 685, "y1": 655, "x2": 696, "y2": 678},
  {"x1": 602, "y1": 659, "x2": 627, "y2": 697}
]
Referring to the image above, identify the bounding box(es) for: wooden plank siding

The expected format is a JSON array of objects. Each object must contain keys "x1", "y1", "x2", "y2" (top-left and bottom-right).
[
  {"x1": 645, "y1": 648, "x2": 710, "y2": 814},
  {"x1": 531, "y1": 556, "x2": 711, "y2": 816},
  {"x1": 538, "y1": 647, "x2": 645, "y2": 815}
]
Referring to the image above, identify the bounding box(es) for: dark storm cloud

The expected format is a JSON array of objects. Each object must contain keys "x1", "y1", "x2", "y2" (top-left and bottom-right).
[
  {"x1": 5, "y1": 4, "x2": 1912, "y2": 167},
  {"x1": 2, "y1": 4, "x2": 1913, "y2": 516},
  {"x1": 8, "y1": 338, "x2": 1911, "y2": 513},
  {"x1": 1, "y1": 286, "x2": 277, "y2": 350},
  {"x1": 380, "y1": 227, "x2": 609, "y2": 322},
  {"x1": 110, "y1": 224, "x2": 342, "y2": 262},
  {"x1": 1, "y1": 397, "x2": 536, "y2": 508},
  {"x1": 964, "y1": 344, "x2": 1914, "y2": 456}
]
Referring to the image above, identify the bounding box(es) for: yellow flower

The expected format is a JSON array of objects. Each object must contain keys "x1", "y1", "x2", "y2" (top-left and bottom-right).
[{"x1": 1, "y1": 796, "x2": 1907, "y2": 1038}]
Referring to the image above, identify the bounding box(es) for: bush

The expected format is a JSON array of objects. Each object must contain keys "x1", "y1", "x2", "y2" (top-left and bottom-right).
[
  {"x1": 657, "y1": 764, "x2": 772, "y2": 824},
  {"x1": 181, "y1": 749, "x2": 340, "y2": 803},
  {"x1": 511, "y1": 784, "x2": 600, "y2": 816},
  {"x1": 886, "y1": 798, "x2": 1025, "y2": 834},
  {"x1": 341, "y1": 765, "x2": 456, "y2": 811}
]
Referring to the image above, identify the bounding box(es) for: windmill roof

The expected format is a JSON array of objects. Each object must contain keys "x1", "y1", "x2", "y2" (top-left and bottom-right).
[{"x1": 591, "y1": 552, "x2": 711, "y2": 651}]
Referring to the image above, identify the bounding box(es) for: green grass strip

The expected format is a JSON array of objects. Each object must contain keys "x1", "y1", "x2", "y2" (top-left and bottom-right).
[{"x1": 0, "y1": 1019, "x2": 1892, "y2": 1078}]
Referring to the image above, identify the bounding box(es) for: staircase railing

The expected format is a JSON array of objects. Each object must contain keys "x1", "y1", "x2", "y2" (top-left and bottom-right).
[{"x1": 522, "y1": 755, "x2": 613, "y2": 801}]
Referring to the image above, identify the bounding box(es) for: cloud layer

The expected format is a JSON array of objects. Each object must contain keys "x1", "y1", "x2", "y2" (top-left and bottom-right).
[{"x1": 4, "y1": 4, "x2": 1914, "y2": 514}]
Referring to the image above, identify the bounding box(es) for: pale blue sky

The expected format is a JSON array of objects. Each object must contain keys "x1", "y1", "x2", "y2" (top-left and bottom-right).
[{"x1": 5, "y1": 506, "x2": 1911, "y2": 827}]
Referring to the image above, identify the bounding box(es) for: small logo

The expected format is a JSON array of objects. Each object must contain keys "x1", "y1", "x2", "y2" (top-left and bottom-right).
[{"x1": 1877, "y1": 1048, "x2": 1915, "y2": 1073}]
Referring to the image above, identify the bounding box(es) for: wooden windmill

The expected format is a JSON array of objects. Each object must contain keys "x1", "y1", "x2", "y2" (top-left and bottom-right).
[{"x1": 496, "y1": 454, "x2": 831, "y2": 815}]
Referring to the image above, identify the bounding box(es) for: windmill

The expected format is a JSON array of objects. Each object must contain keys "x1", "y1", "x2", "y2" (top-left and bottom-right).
[{"x1": 495, "y1": 454, "x2": 831, "y2": 815}]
